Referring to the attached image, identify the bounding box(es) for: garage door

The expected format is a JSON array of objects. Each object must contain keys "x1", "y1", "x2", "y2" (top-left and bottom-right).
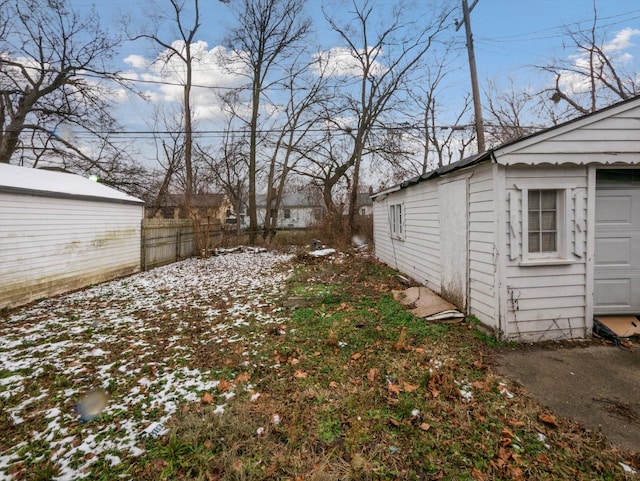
[{"x1": 594, "y1": 170, "x2": 640, "y2": 314}]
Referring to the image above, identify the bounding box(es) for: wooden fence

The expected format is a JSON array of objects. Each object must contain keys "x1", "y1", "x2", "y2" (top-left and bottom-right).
[{"x1": 141, "y1": 219, "x2": 224, "y2": 270}]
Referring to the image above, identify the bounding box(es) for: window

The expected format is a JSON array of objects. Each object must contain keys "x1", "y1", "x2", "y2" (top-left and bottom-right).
[
  {"x1": 284, "y1": 208, "x2": 291, "y2": 219},
  {"x1": 389, "y1": 203, "x2": 404, "y2": 239},
  {"x1": 528, "y1": 190, "x2": 557, "y2": 253},
  {"x1": 513, "y1": 184, "x2": 573, "y2": 265}
]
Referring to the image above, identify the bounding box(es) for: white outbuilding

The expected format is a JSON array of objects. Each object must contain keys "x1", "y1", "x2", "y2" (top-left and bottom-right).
[
  {"x1": 372, "y1": 96, "x2": 640, "y2": 342},
  {"x1": 0, "y1": 164, "x2": 144, "y2": 309}
]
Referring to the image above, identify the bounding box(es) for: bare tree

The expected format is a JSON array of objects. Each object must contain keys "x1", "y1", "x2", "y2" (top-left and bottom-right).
[
  {"x1": 0, "y1": 0, "x2": 124, "y2": 166},
  {"x1": 322, "y1": 0, "x2": 453, "y2": 236},
  {"x1": 483, "y1": 78, "x2": 547, "y2": 146},
  {"x1": 131, "y1": 0, "x2": 201, "y2": 208},
  {"x1": 197, "y1": 90, "x2": 249, "y2": 237},
  {"x1": 539, "y1": 3, "x2": 639, "y2": 117},
  {"x1": 222, "y1": 0, "x2": 311, "y2": 243},
  {"x1": 260, "y1": 57, "x2": 329, "y2": 243},
  {"x1": 398, "y1": 49, "x2": 474, "y2": 176},
  {"x1": 145, "y1": 107, "x2": 186, "y2": 218}
]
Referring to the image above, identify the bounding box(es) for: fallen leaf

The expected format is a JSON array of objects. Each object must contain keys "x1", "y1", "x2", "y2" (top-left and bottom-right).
[
  {"x1": 235, "y1": 372, "x2": 250, "y2": 383},
  {"x1": 419, "y1": 422, "x2": 431, "y2": 432},
  {"x1": 217, "y1": 379, "x2": 231, "y2": 393},
  {"x1": 471, "y1": 381, "x2": 486, "y2": 390},
  {"x1": 387, "y1": 384, "x2": 402, "y2": 395},
  {"x1": 536, "y1": 453, "x2": 551, "y2": 465},
  {"x1": 472, "y1": 360, "x2": 487, "y2": 370},
  {"x1": 351, "y1": 352, "x2": 363, "y2": 361},
  {"x1": 367, "y1": 367, "x2": 380, "y2": 382},
  {"x1": 403, "y1": 382, "x2": 419, "y2": 393},
  {"x1": 500, "y1": 428, "x2": 515, "y2": 445},
  {"x1": 471, "y1": 468, "x2": 486, "y2": 481},
  {"x1": 507, "y1": 418, "x2": 526, "y2": 428},
  {"x1": 290, "y1": 358, "x2": 300, "y2": 365},
  {"x1": 388, "y1": 417, "x2": 401, "y2": 427},
  {"x1": 204, "y1": 439, "x2": 213, "y2": 449},
  {"x1": 329, "y1": 381, "x2": 338, "y2": 388},
  {"x1": 202, "y1": 392, "x2": 214, "y2": 404},
  {"x1": 294, "y1": 370, "x2": 307, "y2": 379},
  {"x1": 538, "y1": 413, "x2": 558, "y2": 427}
]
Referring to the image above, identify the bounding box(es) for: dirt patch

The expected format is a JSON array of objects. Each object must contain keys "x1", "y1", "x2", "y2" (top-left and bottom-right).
[{"x1": 496, "y1": 342, "x2": 640, "y2": 453}]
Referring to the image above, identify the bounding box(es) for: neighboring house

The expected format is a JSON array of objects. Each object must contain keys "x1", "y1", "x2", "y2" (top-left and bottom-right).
[
  {"x1": 0, "y1": 164, "x2": 144, "y2": 309},
  {"x1": 151, "y1": 193, "x2": 232, "y2": 224},
  {"x1": 372, "y1": 96, "x2": 640, "y2": 342},
  {"x1": 257, "y1": 192, "x2": 325, "y2": 229},
  {"x1": 355, "y1": 191, "x2": 374, "y2": 216}
]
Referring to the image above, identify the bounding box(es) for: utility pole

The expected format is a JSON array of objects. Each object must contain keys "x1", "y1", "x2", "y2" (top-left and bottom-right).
[{"x1": 456, "y1": 0, "x2": 485, "y2": 152}]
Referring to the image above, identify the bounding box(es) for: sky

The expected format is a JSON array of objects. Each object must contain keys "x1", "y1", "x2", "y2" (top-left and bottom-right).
[{"x1": 63, "y1": 0, "x2": 640, "y2": 165}]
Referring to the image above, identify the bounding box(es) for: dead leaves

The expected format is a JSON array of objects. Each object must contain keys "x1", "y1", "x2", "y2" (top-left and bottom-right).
[
  {"x1": 202, "y1": 392, "x2": 215, "y2": 404},
  {"x1": 538, "y1": 413, "x2": 558, "y2": 427}
]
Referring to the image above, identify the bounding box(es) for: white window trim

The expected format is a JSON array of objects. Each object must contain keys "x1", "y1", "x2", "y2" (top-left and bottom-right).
[
  {"x1": 389, "y1": 202, "x2": 405, "y2": 240},
  {"x1": 514, "y1": 181, "x2": 576, "y2": 266}
]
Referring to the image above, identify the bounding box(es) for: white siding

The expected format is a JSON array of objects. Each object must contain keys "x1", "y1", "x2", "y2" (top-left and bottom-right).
[
  {"x1": 503, "y1": 166, "x2": 589, "y2": 341},
  {"x1": 1, "y1": 193, "x2": 142, "y2": 308},
  {"x1": 468, "y1": 164, "x2": 499, "y2": 329},
  {"x1": 373, "y1": 180, "x2": 442, "y2": 292},
  {"x1": 496, "y1": 103, "x2": 640, "y2": 165}
]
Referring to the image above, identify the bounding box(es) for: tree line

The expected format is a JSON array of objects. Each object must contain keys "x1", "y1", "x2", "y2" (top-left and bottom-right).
[{"x1": 1, "y1": 0, "x2": 638, "y2": 243}]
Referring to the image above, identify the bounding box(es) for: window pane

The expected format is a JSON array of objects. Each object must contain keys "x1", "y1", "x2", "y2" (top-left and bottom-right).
[
  {"x1": 528, "y1": 190, "x2": 540, "y2": 208},
  {"x1": 529, "y1": 233, "x2": 540, "y2": 252},
  {"x1": 541, "y1": 232, "x2": 556, "y2": 251},
  {"x1": 528, "y1": 211, "x2": 540, "y2": 231},
  {"x1": 541, "y1": 190, "x2": 556, "y2": 209},
  {"x1": 541, "y1": 211, "x2": 556, "y2": 230}
]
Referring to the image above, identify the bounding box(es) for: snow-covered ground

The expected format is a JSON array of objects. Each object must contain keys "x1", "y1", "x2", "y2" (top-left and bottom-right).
[{"x1": 0, "y1": 251, "x2": 293, "y2": 480}]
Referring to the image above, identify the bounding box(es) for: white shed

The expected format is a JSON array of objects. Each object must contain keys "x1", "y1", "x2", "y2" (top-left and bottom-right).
[
  {"x1": 373, "y1": 96, "x2": 640, "y2": 342},
  {"x1": 0, "y1": 164, "x2": 145, "y2": 309}
]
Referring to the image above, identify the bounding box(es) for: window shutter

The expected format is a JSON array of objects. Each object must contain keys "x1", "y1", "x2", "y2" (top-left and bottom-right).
[
  {"x1": 508, "y1": 191, "x2": 520, "y2": 261},
  {"x1": 573, "y1": 189, "x2": 586, "y2": 258}
]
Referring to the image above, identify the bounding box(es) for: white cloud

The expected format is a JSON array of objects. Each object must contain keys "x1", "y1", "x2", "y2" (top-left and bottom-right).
[
  {"x1": 557, "y1": 27, "x2": 640, "y2": 94},
  {"x1": 313, "y1": 46, "x2": 387, "y2": 78},
  {"x1": 603, "y1": 27, "x2": 640, "y2": 54},
  {"x1": 124, "y1": 41, "x2": 250, "y2": 122},
  {"x1": 124, "y1": 54, "x2": 150, "y2": 69}
]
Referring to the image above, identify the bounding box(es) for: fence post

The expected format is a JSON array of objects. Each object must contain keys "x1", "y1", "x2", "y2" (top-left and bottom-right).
[{"x1": 141, "y1": 224, "x2": 147, "y2": 271}]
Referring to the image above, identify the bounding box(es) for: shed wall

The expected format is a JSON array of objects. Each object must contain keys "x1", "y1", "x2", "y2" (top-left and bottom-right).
[
  {"x1": 467, "y1": 164, "x2": 499, "y2": 328},
  {"x1": 373, "y1": 179, "x2": 442, "y2": 292},
  {"x1": 503, "y1": 165, "x2": 589, "y2": 341},
  {"x1": 0, "y1": 193, "x2": 143, "y2": 308}
]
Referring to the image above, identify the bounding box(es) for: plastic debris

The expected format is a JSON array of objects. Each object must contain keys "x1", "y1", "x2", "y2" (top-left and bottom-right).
[{"x1": 309, "y1": 248, "x2": 336, "y2": 257}]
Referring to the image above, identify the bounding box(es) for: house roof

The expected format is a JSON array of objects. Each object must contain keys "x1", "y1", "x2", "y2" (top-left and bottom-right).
[
  {"x1": 164, "y1": 193, "x2": 227, "y2": 208},
  {"x1": 0, "y1": 163, "x2": 144, "y2": 205},
  {"x1": 372, "y1": 94, "x2": 640, "y2": 199}
]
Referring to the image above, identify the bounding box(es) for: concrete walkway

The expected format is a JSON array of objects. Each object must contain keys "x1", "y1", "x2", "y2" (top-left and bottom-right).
[{"x1": 496, "y1": 342, "x2": 640, "y2": 453}]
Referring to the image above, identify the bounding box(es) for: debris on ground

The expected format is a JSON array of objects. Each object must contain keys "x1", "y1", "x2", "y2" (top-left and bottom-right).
[
  {"x1": 393, "y1": 286, "x2": 464, "y2": 321},
  {"x1": 594, "y1": 315, "x2": 640, "y2": 339},
  {"x1": 308, "y1": 248, "x2": 337, "y2": 258}
]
